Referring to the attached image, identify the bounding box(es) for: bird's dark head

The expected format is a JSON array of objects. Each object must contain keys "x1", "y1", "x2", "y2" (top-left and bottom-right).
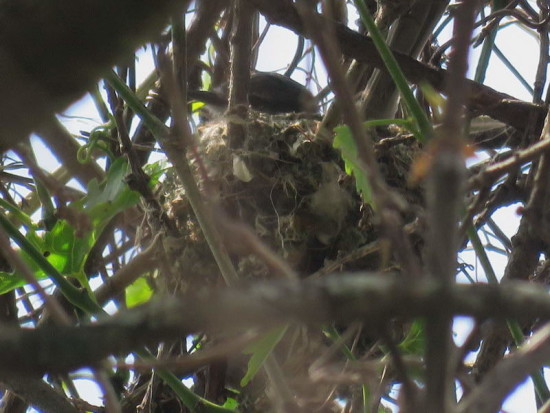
[
  {"x1": 188, "y1": 72, "x2": 318, "y2": 115},
  {"x1": 248, "y1": 72, "x2": 318, "y2": 114}
]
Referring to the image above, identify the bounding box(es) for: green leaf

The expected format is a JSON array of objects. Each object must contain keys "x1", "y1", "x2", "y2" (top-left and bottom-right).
[
  {"x1": 144, "y1": 159, "x2": 169, "y2": 187},
  {"x1": 191, "y1": 101, "x2": 206, "y2": 112},
  {"x1": 125, "y1": 276, "x2": 154, "y2": 308},
  {"x1": 240, "y1": 326, "x2": 288, "y2": 387},
  {"x1": 0, "y1": 158, "x2": 140, "y2": 294},
  {"x1": 77, "y1": 122, "x2": 115, "y2": 162},
  {"x1": 333, "y1": 125, "x2": 373, "y2": 204},
  {"x1": 399, "y1": 320, "x2": 425, "y2": 355},
  {"x1": 85, "y1": 157, "x2": 137, "y2": 209},
  {"x1": 222, "y1": 397, "x2": 239, "y2": 410},
  {"x1": 0, "y1": 271, "x2": 25, "y2": 294},
  {"x1": 334, "y1": 118, "x2": 421, "y2": 205}
]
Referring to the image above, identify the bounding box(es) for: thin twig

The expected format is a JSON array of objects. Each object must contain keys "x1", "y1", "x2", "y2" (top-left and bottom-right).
[
  {"x1": 94, "y1": 235, "x2": 161, "y2": 304},
  {"x1": 459, "y1": 323, "x2": 550, "y2": 413},
  {"x1": 227, "y1": 0, "x2": 254, "y2": 148}
]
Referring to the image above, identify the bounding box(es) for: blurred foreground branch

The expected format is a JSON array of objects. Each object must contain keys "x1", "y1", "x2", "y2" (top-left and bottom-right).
[
  {"x1": 1, "y1": 273, "x2": 548, "y2": 375},
  {"x1": 0, "y1": 0, "x2": 189, "y2": 151}
]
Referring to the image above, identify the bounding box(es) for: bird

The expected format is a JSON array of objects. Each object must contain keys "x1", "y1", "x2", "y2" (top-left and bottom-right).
[{"x1": 187, "y1": 72, "x2": 318, "y2": 115}]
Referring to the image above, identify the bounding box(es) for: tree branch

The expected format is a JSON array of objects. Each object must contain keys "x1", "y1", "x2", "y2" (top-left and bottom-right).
[
  {"x1": 460, "y1": 323, "x2": 550, "y2": 413},
  {"x1": 0, "y1": 273, "x2": 548, "y2": 375},
  {"x1": 246, "y1": 0, "x2": 547, "y2": 135}
]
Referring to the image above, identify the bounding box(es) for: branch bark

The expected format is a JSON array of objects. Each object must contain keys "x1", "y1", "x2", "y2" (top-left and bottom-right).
[
  {"x1": 0, "y1": 0, "x2": 189, "y2": 151},
  {"x1": 0, "y1": 273, "x2": 548, "y2": 375},
  {"x1": 0, "y1": 376, "x2": 78, "y2": 413},
  {"x1": 460, "y1": 323, "x2": 550, "y2": 413}
]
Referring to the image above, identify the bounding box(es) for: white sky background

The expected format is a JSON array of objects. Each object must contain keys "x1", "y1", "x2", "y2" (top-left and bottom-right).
[{"x1": 25, "y1": 2, "x2": 547, "y2": 412}]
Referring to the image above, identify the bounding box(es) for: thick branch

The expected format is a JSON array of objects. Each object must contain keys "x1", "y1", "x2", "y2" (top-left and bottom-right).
[
  {"x1": 0, "y1": 376, "x2": 78, "y2": 413},
  {"x1": 0, "y1": 274, "x2": 549, "y2": 375}
]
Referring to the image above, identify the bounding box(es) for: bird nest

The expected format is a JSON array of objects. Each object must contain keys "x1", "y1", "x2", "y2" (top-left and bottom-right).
[
  {"x1": 161, "y1": 112, "x2": 422, "y2": 291},
  {"x1": 156, "y1": 111, "x2": 424, "y2": 410}
]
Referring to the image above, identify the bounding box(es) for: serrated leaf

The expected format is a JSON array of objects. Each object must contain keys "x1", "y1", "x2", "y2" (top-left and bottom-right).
[{"x1": 333, "y1": 125, "x2": 373, "y2": 204}]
